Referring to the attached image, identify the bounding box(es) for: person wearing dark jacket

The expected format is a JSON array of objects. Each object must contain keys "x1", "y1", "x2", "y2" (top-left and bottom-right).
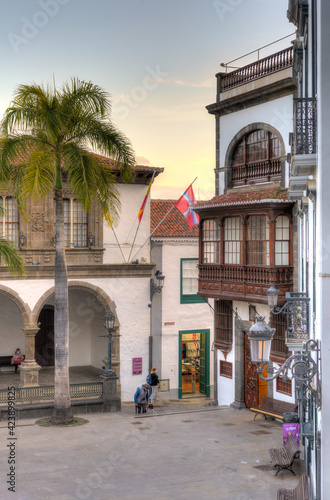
[
  {"x1": 134, "y1": 383, "x2": 150, "y2": 413},
  {"x1": 150, "y1": 367, "x2": 160, "y2": 403}
]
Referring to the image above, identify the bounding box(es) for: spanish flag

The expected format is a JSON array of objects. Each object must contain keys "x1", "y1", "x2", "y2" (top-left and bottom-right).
[{"x1": 138, "y1": 171, "x2": 155, "y2": 222}]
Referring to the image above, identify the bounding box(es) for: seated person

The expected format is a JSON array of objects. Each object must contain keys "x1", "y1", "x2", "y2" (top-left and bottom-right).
[{"x1": 11, "y1": 348, "x2": 24, "y2": 373}]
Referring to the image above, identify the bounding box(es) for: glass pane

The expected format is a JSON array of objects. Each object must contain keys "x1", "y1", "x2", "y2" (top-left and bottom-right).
[{"x1": 182, "y1": 260, "x2": 198, "y2": 295}]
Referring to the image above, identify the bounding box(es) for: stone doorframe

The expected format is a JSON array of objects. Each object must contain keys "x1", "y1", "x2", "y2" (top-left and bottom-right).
[{"x1": 230, "y1": 318, "x2": 252, "y2": 410}]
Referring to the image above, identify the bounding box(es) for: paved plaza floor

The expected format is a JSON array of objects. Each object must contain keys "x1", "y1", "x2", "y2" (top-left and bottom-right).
[{"x1": 0, "y1": 401, "x2": 304, "y2": 500}]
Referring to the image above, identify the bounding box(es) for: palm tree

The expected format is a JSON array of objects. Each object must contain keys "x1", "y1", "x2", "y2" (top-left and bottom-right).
[{"x1": 0, "y1": 78, "x2": 135, "y2": 424}]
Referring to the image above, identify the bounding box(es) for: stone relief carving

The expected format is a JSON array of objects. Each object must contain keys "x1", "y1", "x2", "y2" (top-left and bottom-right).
[{"x1": 31, "y1": 213, "x2": 45, "y2": 232}]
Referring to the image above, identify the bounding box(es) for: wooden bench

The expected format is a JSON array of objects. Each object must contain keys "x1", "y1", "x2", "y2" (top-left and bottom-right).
[
  {"x1": 250, "y1": 397, "x2": 298, "y2": 421},
  {"x1": 269, "y1": 435, "x2": 300, "y2": 476},
  {"x1": 0, "y1": 355, "x2": 24, "y2": 372},
  {"x1": 277, "y1": 473, "x2": 309, "y2": 499}
]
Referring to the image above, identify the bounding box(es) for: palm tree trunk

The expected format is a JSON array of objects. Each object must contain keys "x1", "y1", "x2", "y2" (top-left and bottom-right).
[{"x1": 52, "y1": 187, "x2": 73, "y2": 424}]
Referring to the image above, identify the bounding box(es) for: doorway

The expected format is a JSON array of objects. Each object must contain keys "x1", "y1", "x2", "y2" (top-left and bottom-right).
[
  {"x1": 178, "y1": 329, "x2": 210, "y2": 398},
  {"x1": 35, "y1": 307, "x2": 55, "y2": 366},
  {"x1": 244, "y1": 332, "x2": 268, "y2": 408}
]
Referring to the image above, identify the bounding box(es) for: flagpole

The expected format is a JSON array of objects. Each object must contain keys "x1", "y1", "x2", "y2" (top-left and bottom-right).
[
  {"x1": 112, "y1": 226, "x2": 127, "y2": 263},
  {"x1": 128, "y1": 170, "x2": 156, "y2": 262},
  {"x1": 130, "y1": 177, "x2": 198, "y2": 262}
]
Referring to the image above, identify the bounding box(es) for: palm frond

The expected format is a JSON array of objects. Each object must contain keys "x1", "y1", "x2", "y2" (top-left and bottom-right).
[{"x1": 0, "y1": 236, "x2": 25, "y2": 277}]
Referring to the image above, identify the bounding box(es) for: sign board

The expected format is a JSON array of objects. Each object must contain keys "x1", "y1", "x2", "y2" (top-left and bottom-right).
[
  {"x1": 132, "y1": 357, "x2": 142, "y2": 375},
  {"x1": 283, "y1": 423, "x2": 300, "y2": 446}
]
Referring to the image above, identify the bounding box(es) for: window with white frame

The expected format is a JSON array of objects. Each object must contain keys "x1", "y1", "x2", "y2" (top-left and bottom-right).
[
  {"x1": 181, "y1": 258, "x2": 205, "y2": 304},
  {"x1": 0, "y1": 197, "x2": 19, "y2": 246},
  {"x1": 63, "y1": 199, "x2": 87, "y2": 247}
]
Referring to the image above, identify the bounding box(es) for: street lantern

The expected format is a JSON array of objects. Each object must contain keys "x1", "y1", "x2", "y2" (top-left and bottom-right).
[
  {"x1": 247, "y1": 316, "x2": 276, "y2": 364},
  {"x1": 104, "y1": 313, "x2": 116, "y2": 331},
  {"x1": 266, "y1": 284, "x2": 279, "y2": 308},
  {"x1": 99, "y1": 313, "x2": 117, "y2": 377}
]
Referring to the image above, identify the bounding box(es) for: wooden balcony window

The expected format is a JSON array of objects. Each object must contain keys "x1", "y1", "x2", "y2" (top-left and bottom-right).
[
  {"x1": 231, "y1": 130, "x2": 282, "y2": 187},
  {"x1": 214, "y1": 300, "x2": 233, "y2": 353},
  {"x1": 270, "y1": 312, "x2": 289, "y2": 363}
]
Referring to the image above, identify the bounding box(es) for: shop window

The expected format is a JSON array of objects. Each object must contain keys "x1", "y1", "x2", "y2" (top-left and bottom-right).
[
  {"x1": 181, "y1": 258, "x2": 205, "y2": 304},
  {"x1": 247, "y1": 215, "x2": 269, "y2": 265},
  {"x1": 224, "y1": 217, "x2": 243, "y2": 264},
  {"x1": 214, "y1": 300, "x2": 233, "y2": 353},
  {"x1": 0, "y1": 197, "x2": 19, "y2": 246},
  {"x1": 202, "y1": 219, "x2": 220, "y2": 263}
]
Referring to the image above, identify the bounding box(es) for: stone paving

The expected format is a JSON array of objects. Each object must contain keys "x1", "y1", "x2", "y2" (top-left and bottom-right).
[{"x1": 0, "y1": 399, "x2": 304, "y2": 500}]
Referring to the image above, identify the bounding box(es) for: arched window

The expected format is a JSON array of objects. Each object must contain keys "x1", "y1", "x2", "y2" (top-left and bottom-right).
[{"x1": 231, "y1": 129, "x2": 282, "y2": 187}]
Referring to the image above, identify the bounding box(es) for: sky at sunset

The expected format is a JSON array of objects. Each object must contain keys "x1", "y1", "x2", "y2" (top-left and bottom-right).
[{"x1": 0, "y1": 0, "x2": 293, "y2": 200}]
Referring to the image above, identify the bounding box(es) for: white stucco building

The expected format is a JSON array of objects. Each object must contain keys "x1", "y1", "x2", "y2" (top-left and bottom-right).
[{"x1": 150, "y1": 199, "x2": 214, "y2": 400}]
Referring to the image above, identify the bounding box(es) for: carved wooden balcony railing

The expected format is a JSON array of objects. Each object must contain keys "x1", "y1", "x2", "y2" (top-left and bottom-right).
[
  {"x1": 198, "y1": 264, "x2": 293, "y2": 302},
  {"x1": 220, "y1": 47, "x2": 293, "y2": 92},
  {"x1": 292, "y1": 97, "x2": 317, "y2": 156},
  {"x1": 231, "y1": 158, "x2": 281, "y2": 186}
]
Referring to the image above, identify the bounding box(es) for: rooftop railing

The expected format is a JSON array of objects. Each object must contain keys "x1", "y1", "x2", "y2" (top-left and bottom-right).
[{"x1": 220, "y1": 47, "x2": 293, "y2": 92}]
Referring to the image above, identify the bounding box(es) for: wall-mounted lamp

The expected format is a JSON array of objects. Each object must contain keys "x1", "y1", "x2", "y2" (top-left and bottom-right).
[
  {"x1": 150, "y1": 270, "x2": 165, "y2": 302},
  {"x1": 19, "y1": 233, "x2": 26, "y2": 248}
]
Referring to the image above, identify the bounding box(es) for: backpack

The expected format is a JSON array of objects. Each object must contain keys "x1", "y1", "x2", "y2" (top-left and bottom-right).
[{"x1": 146, "y1": 373, "x2": 152, "y2": 384}]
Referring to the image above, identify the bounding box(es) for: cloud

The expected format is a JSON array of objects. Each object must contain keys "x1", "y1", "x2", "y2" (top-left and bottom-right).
[{"x1": 171, "y1": 77, "x2": 214, "y2": 89}]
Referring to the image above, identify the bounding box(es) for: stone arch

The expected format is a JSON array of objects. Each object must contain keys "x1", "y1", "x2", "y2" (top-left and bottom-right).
[
  {"x1": 31, "y1": 281, "x2": 117, "y2": 324},
  {"x1": 0, "y1": 284, "x2": 31, "y2": 327},
  {"x1": 224, "y1": 122, "x2": 287, "y2": 190}
]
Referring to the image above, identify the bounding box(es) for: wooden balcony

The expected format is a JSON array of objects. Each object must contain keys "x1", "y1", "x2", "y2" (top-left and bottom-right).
[
  {"x1": 220, "y1": 47, "x2": 293, "y2": 92},
  {"x1": 231, "y1": 158, "x2": 281, "y2": 187},
  {"x1": 198, "y1": 264, "x2": 293, "y2": 303}
]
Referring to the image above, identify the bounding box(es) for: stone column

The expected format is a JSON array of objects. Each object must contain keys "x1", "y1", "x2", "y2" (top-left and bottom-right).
[{"x1": 19, "y1": 326, "x2": 41, "y2": 387}]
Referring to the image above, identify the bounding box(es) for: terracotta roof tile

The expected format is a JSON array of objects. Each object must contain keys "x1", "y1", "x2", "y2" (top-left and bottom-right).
[
  {"x1": 196, "y1": 188, "x2": 290, "y2": 210},
  {"x1": 151, "y1": 200, "x2": 199, "y2": 238}
]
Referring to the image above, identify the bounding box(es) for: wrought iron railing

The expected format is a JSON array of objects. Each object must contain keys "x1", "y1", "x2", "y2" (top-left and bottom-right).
[
  {"x1": 0, "y1": 382, "x2": 103, "y2": 405},
  {"x1": 292, "y1": 98, "x2": 317, "y2": 155},
  {"x1": 220, "y1": 47, "x2": 293, "y2": 92}
]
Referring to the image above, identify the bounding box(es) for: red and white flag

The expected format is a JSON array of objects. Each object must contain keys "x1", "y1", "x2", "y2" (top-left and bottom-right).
[{"x1": 175, "y1": 183, "x2": 199, "y2": 228}]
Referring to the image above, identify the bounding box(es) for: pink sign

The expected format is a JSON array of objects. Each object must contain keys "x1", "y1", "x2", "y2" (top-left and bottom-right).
[
  {"x1": 132, "y1": 357, "x2": 142, "y2": 375},
  {"x1": 283, "y1": 423, "x2": 299, "y2": 446}
]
